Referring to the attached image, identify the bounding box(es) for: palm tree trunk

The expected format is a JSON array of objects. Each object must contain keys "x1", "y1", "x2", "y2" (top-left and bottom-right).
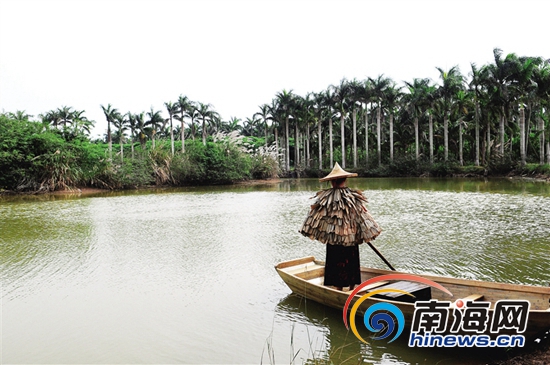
[
  {"x1": 108, "y1": 121, "x2": 112, "y2": 160},
  {"x1": 181, "y1": 121, "x2": 185, "y2": 153},
  {"x1": 329, "y1": 118, "x2": 333, "y2": 167},
  {"x1": 389, "y1": 113, "x2": 394, "y2": 162},
  {"x1": 429, "y1": 114, "x2": 434, "y2": 164},
  {"x1": 285, "y1": 116, "x2": 290, "y2": 171},
  {"x1": 298, "y1": 127, "x2": 301, "y2": 166},
  {"x1": 274, "y1": 127, "x2": 279, "y2": 166},
  {"x1": 539, "y1": 115, "x2": 545, "y2": 165},
  {"x1": 120, "y1": 136, "x2": 124, "y2": 163},
  {"x1": 414, "y1": 117, "x2": 419, "y2": 161},
  {"x1": 202, "y1": 118, "x2": 207, "y2": 146},
  {"x1": 525, "y1": 105, "x2": 532, "y2": 158},
  {"x1": 170, "y1": 117, "x2": 174, "y2": 156},
  {"x1": 318, "y1": 121, "x2": 322, "y2": 170},
  {"x1": 340, "y1": 114, "x2": 345, "y2": 168},
  {"x1": 520, "y1": 106, "x2": 526, "y2": 166},
  {"x1": 365, "y1": 107, "x2": 369, "y2": 169},
  {"x1": 131, "y1": 131, "x2": 135, "y2": 159},
  {"x1": 459, "y1": 121, "x2": 463, "y2": 166},
  {"x1": 352, "y1": 110, "x2": 357, "y2": 168},
  {"x1": 500, "y1": 108, "x2": 505, "y2": 157},
  {"x1": 295, "y1": 123, "x2": 299, "y2": 167},
  {"x1": 306, "y1": 123, "x2": 310, "y2": 168},
  {"x1": 487, "y1": 121, "x2": 491, "y2": 164},
  {"x1": 444, "y1": 115, "x2": 449, "y2": 161},
  {"x1": 377, "y1": 104, "x2": 381, "y2": 166},
  {"x1": 475, "y1": 103, "x2": 480, "y2": 166}
]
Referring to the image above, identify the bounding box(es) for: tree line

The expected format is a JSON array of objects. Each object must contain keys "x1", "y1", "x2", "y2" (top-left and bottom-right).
[
  {"x1": 2, "y1": 48, "x2": 549, "y2": 190},
  {"x1": 95, "y1": 48, "x2": 550, "y2": 173},
  {"x1": 263, "y1": 48, "x2": 549, "y2": 173}
]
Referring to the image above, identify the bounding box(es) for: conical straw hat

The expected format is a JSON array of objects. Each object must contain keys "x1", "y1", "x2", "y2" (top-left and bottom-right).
[{"x1": 319, "y1": 162, "x2": 358, "y2": 182}]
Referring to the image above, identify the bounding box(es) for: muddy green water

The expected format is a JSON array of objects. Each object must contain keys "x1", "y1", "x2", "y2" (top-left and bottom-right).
[{"x1": 1, "y1": 178, "x2": 549, "y2": 364}]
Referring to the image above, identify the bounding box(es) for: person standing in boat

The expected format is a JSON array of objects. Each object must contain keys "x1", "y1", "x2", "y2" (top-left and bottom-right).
[{"x1": 299, "y1": 162, "x2": 382, "y2": 291}]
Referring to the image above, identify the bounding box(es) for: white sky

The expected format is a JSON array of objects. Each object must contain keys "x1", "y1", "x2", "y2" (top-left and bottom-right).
[{"x1": 1, "y1": 0, "x2": 548, "y2": 139}]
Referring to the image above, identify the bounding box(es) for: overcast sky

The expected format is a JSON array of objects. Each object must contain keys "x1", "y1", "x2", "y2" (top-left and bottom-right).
[{"x1": 1, "y1": 0, "x2": 548, "y2": 139}]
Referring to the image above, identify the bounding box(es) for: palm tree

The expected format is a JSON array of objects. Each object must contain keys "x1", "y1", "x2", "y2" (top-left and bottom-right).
[
  {"x1": 164, "y1": 101, "x2": 178, "y2": 156},
  {"x1": 302, "y1": 93, "x2": 316, "y2": 168},
  {"x1": 436, "y1": 66, "x2": 465, "y2": 161},
  {"x1": 508, "y1": 54, "x2": 542, "y2": 165},
  {"x1": 8, "y1": 110, "x2": 33, "y2": 122},
  {"x1": 347, "y1": 79, "x2": 365, "y2": 168},
  {"x1": 274, "y1": 89, "x2": 296, "y2": 171},
  {"x1": 112, "y1": 114, "x2": 127, "y2": 163},
  {"x1": 404, "y1": 78, "x2": 431, "y2": 162},
  {"x1": 188, "y1": 102, "x2": 199, "y2": 141},
  {"x1": 453, "y1": 89, "x2": 473, "y2": 165},
  {"x1": 40, "y1": 109, "x2": 61, "y2": 128},
  {"x1": 57, "y1": 106, "x2": 74, "y2": 128},
  {"x1": 331, "y1": 79, "x2": 351, "y2": 168},
  {"x1": 176, "y1": 95, "x2": 193, "y2": 153},
  {"x1": 384, "y1": 83, "x2": 402, "y2": 162},
  {"x1": 221, "y1": 117, "x2": 242, "y2": 133},
  {"x1": 425, "y1": 85, "x2": 438, "y2": 164},
  {"x1": 370, "y1": 75, "x2": 391, "y2": 166},
  {"x1": 486, "y1": 48, "x2": 514, "y2": 159},
  {"x1": 311, "y1": 92, "x2": 325, "y2": 169},
  {"x1": 242, "y1": 116, "x2": 260, "y2": 136},
  {"x1": 469, "y1": 63, "x2": 484, "y2": 166},
  {"x1": 254, "y1": 104, "x2": 272, "y2": 146},
  {"x1": 145, "y1": 107, "x2": 164, "y2": 149},
  {"x1": 135, "y1": 112, "x2": 147, "y2": 150},
  {"x1": 195, "y1": 102, "x2": 219, "y2": 145},
  {"x1": 124, "y1": 112, "x2": 137, "y2": 159},
  {"x1": 533, "y1": 60, "x2": 550, "y2": 164},
  {"x1": 101, "y1": 104, "x2": 121, "y2": 159},
  {"x1": 356, "y1": 79, "x2": 375, "y2": 168},
  {"x1": 268, "y1": 99, "x2": 281, "y2": 163},
  {"x1": 71, "y1": 109, "x2": 94, "y2": 136}
]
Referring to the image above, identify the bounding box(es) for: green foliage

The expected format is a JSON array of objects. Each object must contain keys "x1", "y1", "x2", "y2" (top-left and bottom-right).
[
  {"x1": 386, "y1": 156, "x2": 423, "y2": 176},
  {"x1": 174, "y1": 139, "x2": 251, "y2": 184},
  {"x1": 460, "y1": 165, "x2": 486, "y2": 175},
  {"x1": 0, "y1": 116, "x2": 89, "y2": 191},
  {"x1": 428, "y1": 161, "x2": 460, "y2": 177},
  {"x1": 1, "y1": 116, "x2": 283, "y2": 192},
  {"x1": 95, "y1": 158, "x2": 155, "y2": 189},
  {"x1": 515, "y1": 163, "x2": 550, "y2": 176}
]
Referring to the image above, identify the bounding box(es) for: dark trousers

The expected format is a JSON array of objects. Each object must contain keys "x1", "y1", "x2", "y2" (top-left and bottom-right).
[{"x1": 324, "y1": 244, "x2": 361, "y2": 287}]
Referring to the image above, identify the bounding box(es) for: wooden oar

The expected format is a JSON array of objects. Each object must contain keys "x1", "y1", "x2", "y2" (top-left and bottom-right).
[{"x1": 366, "y1": 241, "x2": 396, "y2": 271}]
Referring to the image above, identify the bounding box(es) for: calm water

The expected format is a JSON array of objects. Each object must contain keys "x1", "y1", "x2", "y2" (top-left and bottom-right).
[{"x1": 1, "y1": 178, "x2": 549, "y2": 364}]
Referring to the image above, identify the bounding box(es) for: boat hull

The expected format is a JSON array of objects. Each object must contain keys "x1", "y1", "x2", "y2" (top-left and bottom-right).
[{"x1": 275, "y1": 256, "x2": 550, "y2": 341}]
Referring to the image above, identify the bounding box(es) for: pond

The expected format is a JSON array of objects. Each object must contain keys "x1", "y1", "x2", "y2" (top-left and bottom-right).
[{"x1": 2, "y1": 178, "x2": 549, "y2": 364}]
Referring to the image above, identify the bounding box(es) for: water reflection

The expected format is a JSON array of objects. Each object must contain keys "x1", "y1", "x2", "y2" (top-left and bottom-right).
[
  {"x1": 275, "y1": 294, "x2": 515, "y2": 365},
  {"x1": 1, "y1": 178, "x2": 549, "y2": 364}
]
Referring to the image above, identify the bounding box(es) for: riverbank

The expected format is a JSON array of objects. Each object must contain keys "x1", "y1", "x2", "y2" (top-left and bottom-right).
[{"x1": 2, "y1": 173, "x2": 549, "y2": 198}]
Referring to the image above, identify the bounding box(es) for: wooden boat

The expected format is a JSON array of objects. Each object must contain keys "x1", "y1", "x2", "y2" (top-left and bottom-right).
[{"x1": 275, "y1": 256, "x2": 550, "y2": 341}]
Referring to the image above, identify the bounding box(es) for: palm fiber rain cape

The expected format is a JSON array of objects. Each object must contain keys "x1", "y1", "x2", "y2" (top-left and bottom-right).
[{"x1": 299, "y1": 187, "x2": 381, "y2": 246}]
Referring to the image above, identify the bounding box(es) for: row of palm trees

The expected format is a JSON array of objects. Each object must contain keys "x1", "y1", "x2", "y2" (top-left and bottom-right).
[
  {"x1": 37, "y1": 106, "x2": 94, "y2": 136},
  {"x1": 34, "y1": 48, "x2": 549, "y2": 171},
  {"x1": 262, "y1": 49, "x2": 549, "y2": 171}
]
